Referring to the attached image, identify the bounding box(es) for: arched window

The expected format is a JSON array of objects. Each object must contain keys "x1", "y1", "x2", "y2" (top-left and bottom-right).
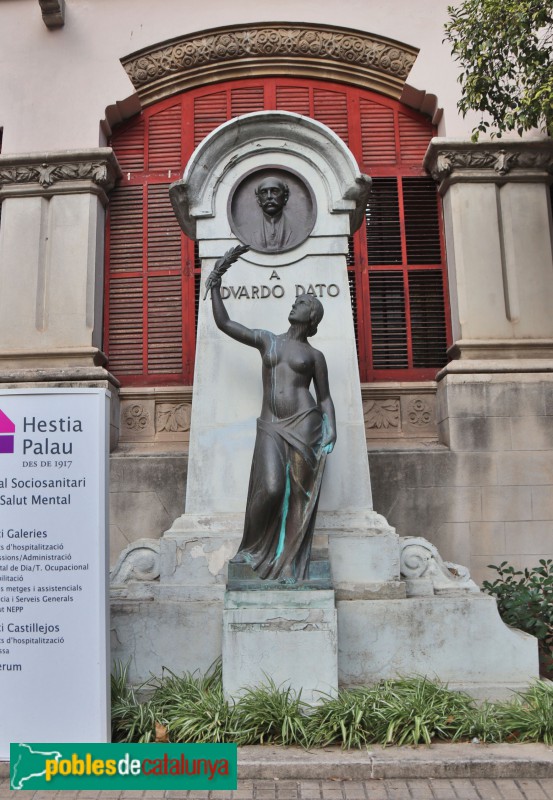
[{"x1": 105, "y1": 77, "x2": 450, "y2": 385}]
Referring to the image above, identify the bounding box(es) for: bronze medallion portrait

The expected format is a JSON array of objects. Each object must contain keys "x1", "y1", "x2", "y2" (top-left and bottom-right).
[{"x1": 228, "y1": 167, "x2": 317, "y2": 254}]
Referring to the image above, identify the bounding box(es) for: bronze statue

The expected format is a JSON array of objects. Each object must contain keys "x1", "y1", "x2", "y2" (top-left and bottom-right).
[{"x1": 205, "y1": 245, "x2": 336, "y2": 583}]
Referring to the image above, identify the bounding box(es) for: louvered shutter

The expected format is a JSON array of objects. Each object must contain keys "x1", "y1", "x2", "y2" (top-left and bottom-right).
[{"x1": 106, "y1": 78, "x2": 450, "y2": 386}]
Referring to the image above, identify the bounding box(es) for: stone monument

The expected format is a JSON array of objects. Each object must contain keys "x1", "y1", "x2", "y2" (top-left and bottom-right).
[{"x1": 110, "y1": 111, "x2": 539, "y2": 701}]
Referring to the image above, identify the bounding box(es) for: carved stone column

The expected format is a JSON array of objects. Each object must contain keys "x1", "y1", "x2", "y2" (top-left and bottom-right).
[
  {"x1": 0, "y1": 148, "x2": 122, "y2": 442},
  {"x1": 424, "y1": 139, "x2": 553, "y2": 369}
]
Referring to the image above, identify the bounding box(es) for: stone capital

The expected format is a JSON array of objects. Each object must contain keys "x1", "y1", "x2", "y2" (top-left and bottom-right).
[
  {"x1": 424, "y1": 138, "x2": 553, "y2": 192},
  {"x1": 0, "y1": 148, "x2": 122, "y2": 202}
]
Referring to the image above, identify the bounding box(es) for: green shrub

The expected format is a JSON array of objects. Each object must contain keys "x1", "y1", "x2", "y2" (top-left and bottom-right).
[
  {"x1": 231, "y1": 677, "x2": 309, "y2": 746},
  {"x1": 452, "y1": 702, "x2": 505, "y2": 743},
  {"x1": 110, "y1": 664, "x2": 553, "y2": 747},
  {"x1": 371, "y1": 678, "x2": 474, "y2": 746},
  {"x1": 499, "y1": 682, "x2": 553, "y2": 745},
  {"x1": 306, "y1": 688, "x2": 378, "y2": 748},
  {"x1": 483, "y1": 560, "x2": 553, "y2": 665},
  {"x1": 111, "y1": 661, "x2": 158, "y2": 743}
]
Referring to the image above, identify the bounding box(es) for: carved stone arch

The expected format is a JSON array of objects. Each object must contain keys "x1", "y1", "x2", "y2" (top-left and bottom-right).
[{"x1": 120, "y1": 22, "x2": 419, "y2": 109}]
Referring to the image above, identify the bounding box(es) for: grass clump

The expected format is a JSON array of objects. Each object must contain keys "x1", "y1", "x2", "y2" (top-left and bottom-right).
[
  {"x1": 111, "y1": 661, "x2": 159, "y2": 743},
  {"x1": 110, "y1": 665, "x2": 553, "y2": 748},
  {"x1": 499, "y1": 682, "x2": 553, "y2": 745},
  {"x1": 232, "y1": 677, "x2": 309, "y2": 746},
  {"x1": 306, "y1": 688, "x2": 377, "y2": 748},
  {"x1": 372, "y1": 678, "x2": 474, "y2": 746}
]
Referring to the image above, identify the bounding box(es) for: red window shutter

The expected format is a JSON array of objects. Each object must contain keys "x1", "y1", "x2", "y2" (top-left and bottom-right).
[
  {"x1": 368, "y1": 271, "x2": 409, "y2": 370},
  {"x1": 148, "y1": 105, "x2": 182, "y2": 171},
  {"x1": 366, "y1": 178, "x2": 402, "y2": 266},
  {"x1": 108, "y1": 185, "x2": 143, "y2": 272},
  {"x1": 398, "y1": 113, "x2": 434, "y2": 162},
  {"x1": 106, "y1": 78, "x2": 450, "y2": 386},
  {"x1": 230, "y1": 86, "x2": 265, "y2": 116},
  {"x1": 360, "y1": 100, "x2": 396, "y2": 166},
  {"x1": 147, "y1": 275, "x2": 183, "y2": 374},
  {"x1": 403, "y1": 177, "x2": 442, "y2": 265},
  {"x1": 408, "y1": 271, "x2": 448, "y2": 368},
  {"x1": 313, "y1": 89, "x2": 349, "y2": 144},
  {"x1": 275, "y1": 85, "x2": 311, "y2": 115},
  {"x1": 107, "y1": 277, "x2": 144, "y2": 374},
  {"x1": 194, "y1": 92, "x2": 228, "y2": 146},
  {"x1": 147, "y1": 184, "x2": 182, "y2": 270},
  {"x1": 111, "y1": 119, "x2": 145, "y2": 173}
]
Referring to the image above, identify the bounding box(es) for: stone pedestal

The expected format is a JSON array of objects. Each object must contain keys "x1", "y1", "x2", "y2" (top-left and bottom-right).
[{"x1": 223, "y1": 562, "x2": 338, "y2": 704}]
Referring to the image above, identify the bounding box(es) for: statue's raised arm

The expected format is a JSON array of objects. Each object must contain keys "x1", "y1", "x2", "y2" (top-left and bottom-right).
[{"x1": 205, "y1": 244, "x2": 266, "y2": 349}]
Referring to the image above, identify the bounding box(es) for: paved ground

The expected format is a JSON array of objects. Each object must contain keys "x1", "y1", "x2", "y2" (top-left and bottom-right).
[{"x1": 1, "y1": 777, "x2": 553, "y2": 798}]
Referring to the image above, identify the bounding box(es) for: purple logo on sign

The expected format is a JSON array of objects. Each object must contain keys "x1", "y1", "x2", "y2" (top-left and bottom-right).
[{"x1": 0, "y1": 409, "x2": 15, "y2": 454}]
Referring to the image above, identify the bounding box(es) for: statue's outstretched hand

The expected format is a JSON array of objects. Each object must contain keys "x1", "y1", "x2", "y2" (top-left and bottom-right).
[{"x1": 203, "y1": 244, "x2": 250, "y2": 300}]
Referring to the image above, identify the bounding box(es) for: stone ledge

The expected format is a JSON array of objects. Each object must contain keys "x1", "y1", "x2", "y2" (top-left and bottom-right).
[{"x1": 237, "y1": 742, "x2": 553, "y2": 780}]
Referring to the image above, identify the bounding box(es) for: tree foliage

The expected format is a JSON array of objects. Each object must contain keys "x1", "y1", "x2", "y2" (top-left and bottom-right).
[{"x1": 444, "y1": 0, "x2": 553, "y2": 139}]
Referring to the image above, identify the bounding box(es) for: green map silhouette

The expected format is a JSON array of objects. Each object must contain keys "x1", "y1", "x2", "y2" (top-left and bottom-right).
[{"x1": 10, "y1": 743, "x2": 62, "y2": 790}]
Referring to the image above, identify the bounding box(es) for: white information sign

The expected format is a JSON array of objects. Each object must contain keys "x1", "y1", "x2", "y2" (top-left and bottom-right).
[{"x1": 0, "y1": 389, "x2": 110, "y2": 759}]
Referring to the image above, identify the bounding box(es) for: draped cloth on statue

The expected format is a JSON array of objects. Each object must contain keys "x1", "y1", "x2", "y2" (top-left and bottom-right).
[{"x1": 234, "y1": 407, "x2": 328, "y2": 581}]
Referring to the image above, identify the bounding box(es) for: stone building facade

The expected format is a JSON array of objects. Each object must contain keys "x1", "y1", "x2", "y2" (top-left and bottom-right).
[{"x1": 0, "y1": 0, "x2": 552, "y2": 590}]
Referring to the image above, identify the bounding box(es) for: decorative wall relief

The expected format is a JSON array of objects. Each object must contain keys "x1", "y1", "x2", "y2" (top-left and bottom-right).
[
  {"x1": 361, "y1": 385, "x2": 437, "y2": 440},
  {"x1": 123, "y1": 403, "x2": 150, "y2": 432},
  {"x1": 156, "y1": 403, "x2": 192, "y2": 434},
  {"x1": 118, "y1": 388, "x2": 192, "y2": 447},
  {"x1": 364, "y1": 399, "x2": 401, "y2": 432},
  {"x1": 406, "y1": 397, "x2": 432, "y2": 427}
]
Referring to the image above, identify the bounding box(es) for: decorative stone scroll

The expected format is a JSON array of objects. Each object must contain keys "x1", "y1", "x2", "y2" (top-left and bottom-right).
[
  {"x1": 400, "y1": 536, "x2": 479, "y2": 596},
  {"x1": 110, "y1": 539, "x2": 161, "y2": 585},
  {"x1": 0, "y1": 149, "x2": 121, "y2": 197},
  {"x1": 122, "y1": 23, "x2": 418, "y2": 106},
  {"x1": 424, "y1": 140, "x2": 553, "y2": 190}
]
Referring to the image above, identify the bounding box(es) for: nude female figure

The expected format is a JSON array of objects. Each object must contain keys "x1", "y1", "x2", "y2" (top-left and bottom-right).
[{"x1": 205, "y1": 246, "x2": 336, "y2": 583}]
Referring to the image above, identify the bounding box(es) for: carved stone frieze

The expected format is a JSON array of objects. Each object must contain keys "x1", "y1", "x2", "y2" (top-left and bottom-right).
[
  {"x1": 425, "y1": 139, "x2": 553, "y2": 187},
  {"x1": 156, "y1": 402, "x2": 191, "y2": 434},
  {"x1": 0, "y1": 149, "x2": 121, "y2": 193},
  {"x1": 123, "y1": 403, "x2": 151, "y2": 432},
  {"x1": 400, "y1": 536, "x2": 479, "y2": 596},
  {"x1": 361, "y1": 383, "x2": 437, "y2": 440},
  {"x1": 363, "y1": 398, "x2": 400, "y2": 431},
  {"x1": 406, "y1": 397, "x2": 432, "y2": 427},
  {"x1": 118, "y1": 387, "x2": 192, "y2": 448},
  {"x1": 122, "y1": 23, "x2": 418, "y2": 105}
]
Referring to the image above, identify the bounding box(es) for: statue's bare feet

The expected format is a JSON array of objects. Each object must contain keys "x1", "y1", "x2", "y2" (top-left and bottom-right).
[
  {"x1": 230, "y1": 551, "x2": 252, "y2": 565},
  {"x1": 278, "y1": 566, "x2": 297, "y2": 585}
]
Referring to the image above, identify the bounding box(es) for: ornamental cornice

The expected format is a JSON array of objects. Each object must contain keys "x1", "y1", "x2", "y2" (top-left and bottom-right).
[
  {"x1": 121, "y1": 23, "x2": 418, "y2": 106},
  {"x1": 0, "y1": 148, "x2": 121, "y2": 193},
  {"x1": 424, "y1": 139, "x2": 553, "y2": 187}
]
